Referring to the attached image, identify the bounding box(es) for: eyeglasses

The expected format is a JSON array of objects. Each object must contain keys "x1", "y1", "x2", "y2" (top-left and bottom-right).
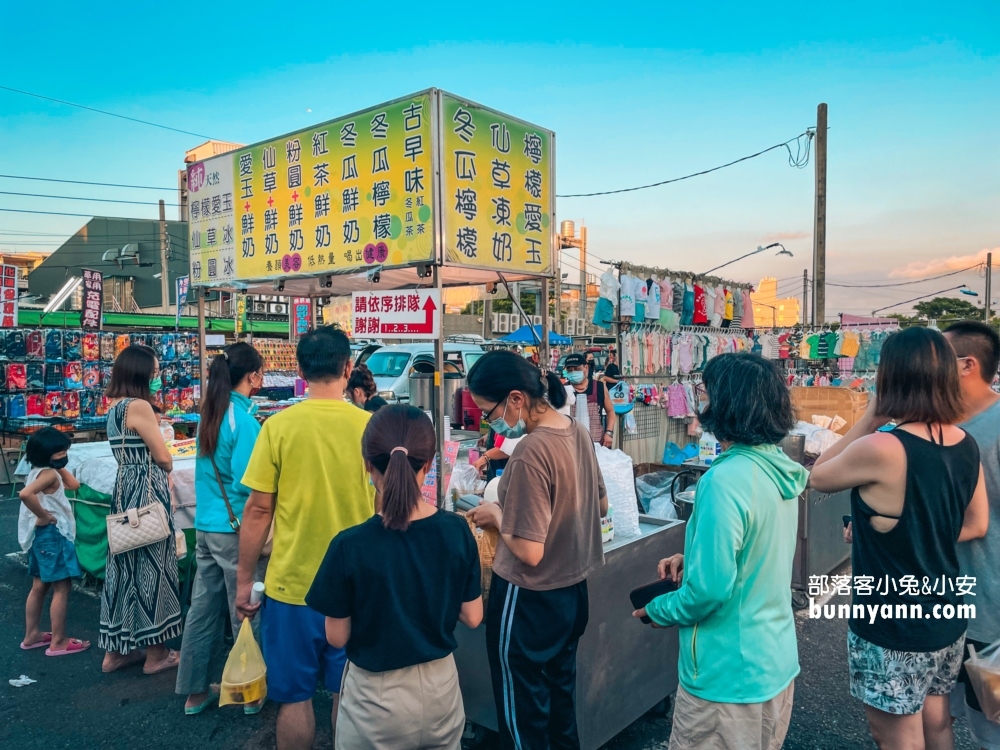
[{"x1": 483, "y1": 398, "x2": 506, "y2": 422}]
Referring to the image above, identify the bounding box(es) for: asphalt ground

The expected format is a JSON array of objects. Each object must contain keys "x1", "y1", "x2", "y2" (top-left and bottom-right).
[{"x1": 0, "y1": 492, "x2": 982, "y2": 749}]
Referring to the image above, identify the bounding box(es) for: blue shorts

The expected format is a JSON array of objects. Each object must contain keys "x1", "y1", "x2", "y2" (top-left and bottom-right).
[
  {"x1": 260, "y1": 596, "x2": 347, "y2": 703},
  {"x1": 27, "y1": 525, "x2": 82, "y2": 583}
]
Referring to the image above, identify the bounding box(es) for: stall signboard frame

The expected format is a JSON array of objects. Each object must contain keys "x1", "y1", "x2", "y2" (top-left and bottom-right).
[
  {"x1": 187, "y1": 90, "x2": 556, "y2": 508},
  {"x1": 186, "y1": 89, "x2": 555, "y2": 286}
]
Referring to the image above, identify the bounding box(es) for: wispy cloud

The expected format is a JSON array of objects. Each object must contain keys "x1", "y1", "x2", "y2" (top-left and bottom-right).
[
  {"x1": 761, "y1": 231, "x2": 810, "y2": 243},
  {"x1": 889, "y1": 248, "x2": 997, "y2": 278}
]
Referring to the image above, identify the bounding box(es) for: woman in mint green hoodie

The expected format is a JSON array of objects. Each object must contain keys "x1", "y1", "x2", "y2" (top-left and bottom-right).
[{"x1": 634, "y1": 353, "x2": 808, "y2": 750}]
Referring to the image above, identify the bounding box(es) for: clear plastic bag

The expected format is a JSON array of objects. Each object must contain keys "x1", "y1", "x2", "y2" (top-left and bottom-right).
[
  {"x1": 220, "y1": 618, "x2": 267, "y2": 706},
  {"x1": 595, "y1": 446, "x2": 641, "y2": 538},
  {"x1": 635, "y1": 471, "x2": 678, "y2": 513},
  {"x1": 965, "y1": 639, "x2": 1000, "y2": 722},
  {"x1": 447, "y1": 462, "x2": 486, "y2": 499}
]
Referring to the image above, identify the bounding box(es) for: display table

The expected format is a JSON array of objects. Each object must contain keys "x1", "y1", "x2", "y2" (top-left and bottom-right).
[
  {"x1": 15, "y1": 442, "x2": 197, "y2": 579},
  {"x1": 454, "y1": 516, "x2": 686, "y2": 750}
]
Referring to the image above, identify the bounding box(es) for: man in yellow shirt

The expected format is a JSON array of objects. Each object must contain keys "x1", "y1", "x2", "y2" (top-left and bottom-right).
[{"x1": 236, "y1": 326, "x2": 374, "y2": 750}]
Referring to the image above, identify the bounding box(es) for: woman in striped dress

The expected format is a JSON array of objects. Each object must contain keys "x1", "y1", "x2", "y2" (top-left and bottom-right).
[{"x1": 100, "y1": 345, "x2": 182, "y2": 675}]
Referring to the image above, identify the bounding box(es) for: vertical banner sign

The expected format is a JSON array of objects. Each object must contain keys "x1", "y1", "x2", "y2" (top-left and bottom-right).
[
  {"x1": 235, "y1": 295, "x2": 248, "y2": 336},
  {"x1": 187, "y1": 156, "x2": 236, "y2": 284},
  {"x1": 440, "y1": 93, "x2": 554, "y2": 274},
  {"x1": 233, "y1": 93, "x2": 435, "y2": 281},
  {"x1": 175, "y1": 275, "x2": 190, "y2": 329},
  {"x1": 81, "y1": 269, "x2": 103, "y2": 330},
  {"x1": 351, "y1": 289, "x2": 440, "y2": 339},
  {"x1": 291, "y1": 297, "x2": 312, "y2": 338},
  {"x1": 0, "y1": 265, "x2": 17, "y2": 328}
]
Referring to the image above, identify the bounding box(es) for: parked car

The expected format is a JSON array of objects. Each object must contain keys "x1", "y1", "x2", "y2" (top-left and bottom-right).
[{"x1": 365, "y1": 343, "x2": 485, "y2": 403}]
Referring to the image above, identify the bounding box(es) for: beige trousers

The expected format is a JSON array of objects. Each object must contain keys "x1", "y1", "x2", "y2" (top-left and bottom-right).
[
  {"x1": 335, "y1": 653, "x2": 465, "y2": 750},
  {"x1": 668, "y1": 681, "x2": 795, "y2": 750}
]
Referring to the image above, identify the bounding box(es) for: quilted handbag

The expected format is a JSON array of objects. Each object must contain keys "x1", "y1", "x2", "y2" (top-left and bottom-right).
[
  {"x1": 106, "y1": 502, "x2": 171, "y2": 556},
  {"x1": 106, "y1": 410, "x2": 171, "y2": 556}
]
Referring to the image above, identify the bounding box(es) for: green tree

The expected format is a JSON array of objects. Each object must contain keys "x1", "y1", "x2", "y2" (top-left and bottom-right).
[{"x1": 912, "y1": 296, "x2": 981, "y2": 321}]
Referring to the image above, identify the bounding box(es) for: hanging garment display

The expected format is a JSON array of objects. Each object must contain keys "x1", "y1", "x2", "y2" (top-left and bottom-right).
[
  {"x1": 619, "y1": 274, "x2": 637, "y2": 318},
  {"x1": 645, "y1": 277, "x2": 661, "y2": 321}
]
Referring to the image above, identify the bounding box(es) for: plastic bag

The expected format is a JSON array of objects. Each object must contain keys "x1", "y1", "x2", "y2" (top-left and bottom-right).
[
  {"x1": 636, "y1": 471, "x2": 678, "y2": 515},
  {"x1": 594, "y1": 445, "x2": 641, "y2": 538},
  {"x1": 446, "y1": 462, "x2": 486, "y2": 499},
  {"x1": 220, "y1": 618, "x2": 267, "y2": 706},
  {"x1": 965, "y1": 640, "x2": 1000, "y2": 722}
]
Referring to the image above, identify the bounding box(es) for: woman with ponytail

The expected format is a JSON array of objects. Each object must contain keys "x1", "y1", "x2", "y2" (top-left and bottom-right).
[
  {"x1": 465, "y1": 349, "x2": 608, "y2": 750},
  {"x1": 176, "y1": 342, "x2": 268, "y2": 715},
  {"x1": 307, "y1": 405, "x2": 483, "y2": 749}
]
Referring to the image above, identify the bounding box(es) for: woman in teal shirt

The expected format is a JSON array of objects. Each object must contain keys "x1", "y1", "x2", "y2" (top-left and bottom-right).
[
  {"x1": 176, "y1": 343, "x2": 267, "y2": 715},
  {"x1": 634, "y1": 353, "x2": 808, "y2": 750}
]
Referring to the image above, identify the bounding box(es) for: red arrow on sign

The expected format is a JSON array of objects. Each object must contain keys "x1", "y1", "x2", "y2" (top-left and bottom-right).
[{"x1": 381, "y1": 296, "x2": 437, "y2": 334}]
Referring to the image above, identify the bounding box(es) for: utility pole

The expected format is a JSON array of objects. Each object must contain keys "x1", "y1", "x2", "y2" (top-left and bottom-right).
[
  {"x1": 802, "y1": 269, "x2": 809, "y2": 326},
  {"x1": 812, "y1": 103, "x2": 828, "y2": 326},
  {"x1": 579, "y1": 224, "x2": 588, "y2": 322},
  {"x1": 986, "y1": 252, "x2": 993, "y2": 322},
  {"x1": 554, "y1": 253, "x2": 562, "y2": 334},
  {"x1": 159, "y1": 199, "x2": 170, "y2": 314},
  {"x1": 177, "y1": 169, "x2": 189, "y2": 222}
]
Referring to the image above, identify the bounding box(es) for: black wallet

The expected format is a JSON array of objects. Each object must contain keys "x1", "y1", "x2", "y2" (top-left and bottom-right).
[{"x1": 630, "y1": 579, "x2": 678, "y2": 624}]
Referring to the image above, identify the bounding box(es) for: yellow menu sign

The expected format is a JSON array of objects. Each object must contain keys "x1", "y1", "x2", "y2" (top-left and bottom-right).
[
  {"x1": 440, "y1": 93, "x2": 554, "y2": 274},
  {"x1": 234, "y1": 93, "x2": 434, "y2": 280}
]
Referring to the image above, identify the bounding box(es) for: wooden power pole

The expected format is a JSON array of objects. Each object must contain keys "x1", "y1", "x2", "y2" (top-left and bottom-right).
[
  {"x1": 986, "y1": 252, "x2": 993, "y2": 322},
  {"x1": 802, "y1": 269, "x2": 809, "y2": 326},
  {"x1": 159, "y1": 199, "x2": 170, "y2": 314},
  {"x1": 812, "y1": 103, "x2": 828, "y2": 326}
]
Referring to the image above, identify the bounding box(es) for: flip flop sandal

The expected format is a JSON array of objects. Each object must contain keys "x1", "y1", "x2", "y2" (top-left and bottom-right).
[
  {"x1": 244, "y1": 698, "x2": 266, "y2": 716},
  {"x1": 46, "y1": 638, "x2": 91, "y2": 657},
  {"x1": 184, "y1": 686, "x2": 220, "y2": 716},
  {"x1": 20, "y1": 633, "x2": 53, "y2": 650},
  {"x1": 143, "y1": 649, "x2": 180, "y2": 675}
]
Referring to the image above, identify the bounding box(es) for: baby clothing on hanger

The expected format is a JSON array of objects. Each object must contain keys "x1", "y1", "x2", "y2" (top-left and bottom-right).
[
  {"x1": 682, "y1": 282, "x2": 695, "y2": 325},
  {"x1": 693, "y1": 285, "x2": 708, "y2": 325},
  {"x1": 646, "y1": 277, "x2": 661, "y2": 321},
  {"x1": 620, "y1": 274, "x2": 637, "y2": 317}
]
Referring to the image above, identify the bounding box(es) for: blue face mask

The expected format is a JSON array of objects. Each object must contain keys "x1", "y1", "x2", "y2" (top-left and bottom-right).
[
  {"x1": 565, "y1": 370, "x2": 585, "y2": 385},
  {"x1": 490, "y1": 400, "x2": 526, "y2": 439}
]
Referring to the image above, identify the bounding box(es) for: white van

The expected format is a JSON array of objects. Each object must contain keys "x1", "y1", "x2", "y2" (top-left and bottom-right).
[{"x1": 366, "y1": 343, "x2": 485, "y2": 403}]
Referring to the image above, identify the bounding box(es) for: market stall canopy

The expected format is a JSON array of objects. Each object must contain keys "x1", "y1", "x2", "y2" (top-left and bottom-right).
[{"x1": 501, "y1": 325, "x2": 571, "y2": 345}]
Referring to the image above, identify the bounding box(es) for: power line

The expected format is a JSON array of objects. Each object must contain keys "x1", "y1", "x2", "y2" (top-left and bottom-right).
[
  {"x1": 0, "y1": 191, "x2": 180, "y2": 207},
  {"x1": 557, "y1": 131, "x2": 812, "y2": 198},
  {"x1": 825, "y1": 264, "x2": 983, "y2": 289},
  {"x1": 0, "y1": 207, "x2": 155, "y2": 219},
  {"x1": 0, "y1": 173, "x2": 176, "y2": 191},
  {"x1": 0, "y1": 84, "x2": 215, "y2": 140}
]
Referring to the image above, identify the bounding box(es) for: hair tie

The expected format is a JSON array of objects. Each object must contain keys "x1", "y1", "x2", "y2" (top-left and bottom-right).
[{"x1": 391, "y1": 446, "x2": 409, "y2": 456}]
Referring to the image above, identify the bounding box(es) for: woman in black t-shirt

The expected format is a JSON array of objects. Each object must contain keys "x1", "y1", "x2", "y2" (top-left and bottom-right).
[
  {"x1": 811, "y1": 328, "x2": 988, "y2": 749},
  {"x1": 306, "y1": 405, "x2": 482, "y2": 750}
]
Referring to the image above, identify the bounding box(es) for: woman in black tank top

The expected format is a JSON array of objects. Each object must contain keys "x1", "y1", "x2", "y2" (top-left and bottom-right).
[{"x1": 811, "y1": 327, "x2": 988, "y2": 750}]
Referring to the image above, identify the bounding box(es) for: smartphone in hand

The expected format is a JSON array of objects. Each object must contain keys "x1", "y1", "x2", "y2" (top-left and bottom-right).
[{"x1": 630, "y1": 579, "x2": 678, "y2": 624}]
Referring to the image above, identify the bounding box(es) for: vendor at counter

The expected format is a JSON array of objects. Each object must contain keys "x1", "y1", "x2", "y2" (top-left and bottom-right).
[
  {"x1": 633, "y1": 352, "x2": 807, "y2": 750},
  {"x1": 466, "y1": 350, "x2": 607, "y2": 750},
  {"x1": 564, "y1": 352, "x2": 616, "y2": 448}
]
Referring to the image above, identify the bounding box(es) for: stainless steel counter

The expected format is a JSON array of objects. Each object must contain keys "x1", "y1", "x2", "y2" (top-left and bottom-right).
[{"x1": 454, "y1": 516, "x2": 687, "y2": 750}]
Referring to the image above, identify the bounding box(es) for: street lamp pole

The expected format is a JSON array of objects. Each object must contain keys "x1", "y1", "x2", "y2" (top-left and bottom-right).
[{"x1": 703, "y1": 243, "x2": 792, "y2": 275}]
